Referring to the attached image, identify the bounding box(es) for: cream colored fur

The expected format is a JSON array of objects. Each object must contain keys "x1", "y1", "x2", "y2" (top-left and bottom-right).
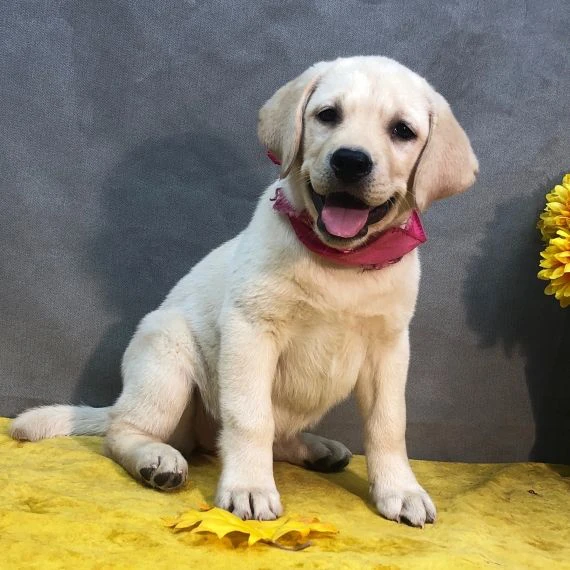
[{"x1": 10, "y1": 56, "x2": 477, "y2": 527}]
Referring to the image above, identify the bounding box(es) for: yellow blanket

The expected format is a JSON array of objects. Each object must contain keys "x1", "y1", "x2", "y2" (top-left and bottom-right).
[{"x1": 1, "y1": 418, "x2": 568, "y2": 569}]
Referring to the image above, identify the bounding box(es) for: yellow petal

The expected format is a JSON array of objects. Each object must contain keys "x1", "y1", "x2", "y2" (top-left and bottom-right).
[
  {"x1": 271, "y1": 520, "x2": 312, "y2": 542},
  {"x1": 271, "y1": 518, "x2": 338, "y2": 543},
  {"x1": 190, "y1": 509, "x2": 264, "y2": 542}
]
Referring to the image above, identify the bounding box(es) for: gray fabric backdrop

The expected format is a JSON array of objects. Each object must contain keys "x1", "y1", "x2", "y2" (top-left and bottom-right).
[{"x1": 1, "y1": 0, "x2": 569, "y2": 463}]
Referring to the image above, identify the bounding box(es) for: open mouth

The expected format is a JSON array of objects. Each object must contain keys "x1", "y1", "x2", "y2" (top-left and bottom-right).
[{"x1": 310, "y1": 184, "x2": 394, "y2": 240}]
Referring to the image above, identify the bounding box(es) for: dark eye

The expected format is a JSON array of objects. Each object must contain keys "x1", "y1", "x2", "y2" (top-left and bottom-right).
[
  {"x1": 317, "y1": 107, "x2": 340, "y2": 124},
  {"x1": 392, "y1": 121, "x2": 416, "y2": 141}
]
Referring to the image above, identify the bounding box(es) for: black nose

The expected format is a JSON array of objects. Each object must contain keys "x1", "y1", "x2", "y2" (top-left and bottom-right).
[{"x1": 330, "y1": 148, "x2": 373, "y2": 182}]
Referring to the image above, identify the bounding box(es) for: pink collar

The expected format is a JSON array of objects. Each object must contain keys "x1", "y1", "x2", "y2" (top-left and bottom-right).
[{"x1": 271, "y1": 188, "x2": 427, "y2": 270}]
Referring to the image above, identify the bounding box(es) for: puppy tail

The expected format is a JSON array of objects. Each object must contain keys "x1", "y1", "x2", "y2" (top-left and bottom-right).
[{"x1": 9, "y1": 405, "x2": 111, "y2": 441}]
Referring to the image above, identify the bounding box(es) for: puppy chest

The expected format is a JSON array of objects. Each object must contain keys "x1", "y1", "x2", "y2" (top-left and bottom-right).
[{"x1": 273, "y1": 324, "x2": 367, "y2": 413}]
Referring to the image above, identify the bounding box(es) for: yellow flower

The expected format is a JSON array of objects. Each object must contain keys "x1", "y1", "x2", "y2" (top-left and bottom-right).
[
  {"x1": 537, "y1": 174, "x2": 570, "y2": 241},
  {"x1": 538, "y1": 229, "x2": 570, "y2": 307},
  {"x1": 537, "y1": 173, "x2": 570, "y2": 308}
]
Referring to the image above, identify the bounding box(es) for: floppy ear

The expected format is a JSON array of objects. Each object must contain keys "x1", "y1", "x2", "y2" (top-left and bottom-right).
[
  {"x1": 258, "y1": 62, "x2": 330, "y2": 178},
  {"x1": 413, "y1": 92, "x2": 479, "y2": 211}
]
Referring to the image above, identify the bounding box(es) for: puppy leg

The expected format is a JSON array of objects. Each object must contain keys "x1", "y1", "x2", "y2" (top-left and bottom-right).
[
  {"x1": 104, "y1": 310, "x2": 199, "y2": 491},
  {"x1": 274, "y1": 433, "x2": 352, "y2": 473},
  {"x1": 215, "y1": 309, "x2": 282, "y2": 521},
  {"x1": 357, "y1": 330, "x2": 436, "y2": 527}
]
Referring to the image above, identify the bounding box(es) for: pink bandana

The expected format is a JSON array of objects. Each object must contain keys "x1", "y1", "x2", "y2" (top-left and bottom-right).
[{"x1": 271, "y1": 188, "x2": 427, "y2": 270}]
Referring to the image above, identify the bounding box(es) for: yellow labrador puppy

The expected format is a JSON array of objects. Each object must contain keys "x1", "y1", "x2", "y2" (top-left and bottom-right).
[{"x1": 11, "y1": 56, "x2": 477, "y2": 527}]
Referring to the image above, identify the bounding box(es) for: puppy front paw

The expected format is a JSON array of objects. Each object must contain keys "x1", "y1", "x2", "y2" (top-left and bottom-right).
[
  {"x1": 372, "y1": 482, "x2": 436, "y2": 527},
  {"x1": 216, "y1": 484, "x2": 283, "y2": 521},
  {"x1": 135, "y1": 443, "x2": 188, "y2": 490}
]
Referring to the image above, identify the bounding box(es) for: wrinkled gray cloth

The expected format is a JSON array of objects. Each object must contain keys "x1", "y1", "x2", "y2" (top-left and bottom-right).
[{"x1": 1, "y1": 0, "x2": 568, "y2": 462}]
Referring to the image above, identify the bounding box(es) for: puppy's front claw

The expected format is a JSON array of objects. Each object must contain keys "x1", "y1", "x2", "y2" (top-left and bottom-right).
[
  {"x1": 216, "y1": 485, "x2": 283, "y2": 521},
  {"x1": 373, "y1": 483, "x2": 436, "y2": 527}
]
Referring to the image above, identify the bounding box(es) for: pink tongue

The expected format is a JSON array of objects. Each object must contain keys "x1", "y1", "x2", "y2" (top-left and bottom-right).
[{"x1": 321, "y1": 205, "x2": 370, "y2": 238}]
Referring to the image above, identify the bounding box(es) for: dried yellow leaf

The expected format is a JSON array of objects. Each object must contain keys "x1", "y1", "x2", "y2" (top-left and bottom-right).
[{"x1": 164, "y1": 506, "x2": 338, "y2": 548}]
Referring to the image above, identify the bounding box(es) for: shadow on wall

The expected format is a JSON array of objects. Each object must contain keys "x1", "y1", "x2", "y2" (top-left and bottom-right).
[
  {"x1": 73, "y1": 131, "x2": 263, "y2": 407},
  {"x1": 463, "y1": 173, "x2": 570, "y2": 464}
]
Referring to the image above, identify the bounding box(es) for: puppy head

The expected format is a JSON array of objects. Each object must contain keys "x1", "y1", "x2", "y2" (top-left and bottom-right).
[{"x1": 258, "y1": 56, "x2": 478, "y2": 249}]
